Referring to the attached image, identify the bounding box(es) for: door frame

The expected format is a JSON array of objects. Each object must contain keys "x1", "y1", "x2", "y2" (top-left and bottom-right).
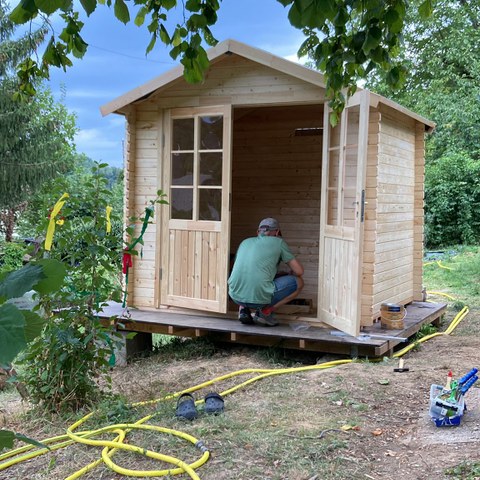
[
  {"x1": 159, "y1": 105, "x2": 232, "y2": 312},
  {"x1": 317, "y1": 90, "x2": 370, "y2": 335}
]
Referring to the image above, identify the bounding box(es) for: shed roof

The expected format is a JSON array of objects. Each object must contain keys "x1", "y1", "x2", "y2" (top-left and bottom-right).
[{"x1": 100, "y1": 38, "x2": 434, "y2": 130}]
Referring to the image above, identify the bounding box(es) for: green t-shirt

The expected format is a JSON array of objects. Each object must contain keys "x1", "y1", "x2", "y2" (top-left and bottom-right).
[{"x1": 228, "y1": 235, "x2": 295, "y2": 305}]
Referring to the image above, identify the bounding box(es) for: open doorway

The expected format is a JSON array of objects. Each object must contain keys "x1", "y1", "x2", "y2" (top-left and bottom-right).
[{"x1": 229, "y1": 104, "x2": 324, "y2": 318}]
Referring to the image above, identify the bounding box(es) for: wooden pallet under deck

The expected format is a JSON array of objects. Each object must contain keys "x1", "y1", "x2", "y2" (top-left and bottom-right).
[{"x1": 100, "y1": 301, "x2": 447, "y2": 358}]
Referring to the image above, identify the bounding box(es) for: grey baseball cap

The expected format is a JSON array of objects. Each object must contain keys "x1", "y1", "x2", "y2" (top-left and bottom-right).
[{"x1": 258, "y1": 217, "x2": 280, "y2": 231}]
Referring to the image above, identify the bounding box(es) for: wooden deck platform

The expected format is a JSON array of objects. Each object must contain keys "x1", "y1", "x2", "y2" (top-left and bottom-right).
[{"x1": 100, "y1": 301, "x2": 448, "y2": 358}]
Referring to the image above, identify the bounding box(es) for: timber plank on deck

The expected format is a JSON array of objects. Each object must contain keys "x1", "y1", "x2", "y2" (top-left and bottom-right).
[{"x1": 99, "y1": 302, "x2": 447, "y2": 358}]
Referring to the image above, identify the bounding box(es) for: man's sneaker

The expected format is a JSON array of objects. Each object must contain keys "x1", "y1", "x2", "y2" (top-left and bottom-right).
[
  {"x1": 253, "y1": 308, "x2": 279, "y2": 327},
  {"x1": 238, "y1": 306, "x2": 254, "y2": 325}
]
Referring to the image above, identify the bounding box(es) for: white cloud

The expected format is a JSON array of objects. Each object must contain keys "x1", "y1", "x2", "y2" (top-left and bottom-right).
[
  {"x1": 284, "y1": 53, "x2": 309, "y2": 65},
  {"x1": 75, "y1": 128, "x2": 120, "y2": 150},
  {"x1": 64, "y1": 88, "x2": 117, "y2": 100}
]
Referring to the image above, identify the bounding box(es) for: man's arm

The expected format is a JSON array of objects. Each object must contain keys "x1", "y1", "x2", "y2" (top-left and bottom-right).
[{"x1": 287, "y1": 258, "x2": 304, "y2": 277}]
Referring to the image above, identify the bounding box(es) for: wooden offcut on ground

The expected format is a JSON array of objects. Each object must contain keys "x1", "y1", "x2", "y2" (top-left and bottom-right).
[{"x1": 100, "y1": 301, "x2": 447, "y2": 358}]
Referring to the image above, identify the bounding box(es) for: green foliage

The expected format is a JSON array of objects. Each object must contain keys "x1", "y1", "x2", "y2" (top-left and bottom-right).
[
  {"x1": 423, "y1": 246, "x2": 480, "y2": 308},
  {"x1": 9, "y1": 0, "x2": 220, "y2": 98},
  {"x1": 0, "y1": 241, "x2": 24, "y2": 273},
  {"x1": 17, "y1": 154, "x2": 123, "y2": 240},
  {"x1": 413, "y1": 323, "x2": 437, "y2": 341},
  {"x1": 0, "y1": 257, "x2": 66, "y2": 451},
  {"x1": 402, "y1": 0, "x2": 480, "y2": 162},
  {"x1": 18, "y1": 316, "x2": 113, "y2": 410},
  {"x1": 365, "y1": 1, "x2": 480, "y2": 247},
  {"x1": 0, "y1": 2, "x2": 77, "y2": 210},
  {"x1": 425, "y1": 152, "x2": 480, "y2": 247},
  {"x1": 17, "y1": 162, "x2": 167, "y2": 411},
  {"x1": 17, "y1": 163, "x2": 124, "y2": 410},
  {"x1": 8, "y1": 0, "x2": 433, "y2": 118},
  {"x1": 93, "y1": 394, "x2": 138, "y2": 424},
  {"x1": 0, "y1": 259, "x2": 66, "y2": 364},
  {"x1": 296, "y1": 0, "x2": 411, "y2": 117},
  {"x1": 153, "y1": 336, "x2": 217, "y2": 360},
  {"x1": 445, "y1": 460, "x2": 480, "y2": 479}
]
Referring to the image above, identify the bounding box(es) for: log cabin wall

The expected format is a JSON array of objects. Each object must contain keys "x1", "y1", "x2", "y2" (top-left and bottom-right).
[
  {"x1": 123, "y1": 106, "x2": 136, "y2": 305},
  {"x1": 150, "y1": 54, "x2": 325, "y2": 109},
  {"x1": 127, "y1": 103, "x2": 161, "y2": 308},
  {"x1": 413, "y1": 122, "x2": 426, "y2": 301},
  {"x1": 128, "y1": 54, "x2": 325, "y2": 310},
  {"x1": 365, "y1": 107, "x2": 418, "y2": 320},
  {"x1": 230, "y1": 105, "x2": 323, "y2": 311},
  {"x1": 106, "y1": 39, "x2": 434, "y2": 337},
  {"x1": 361, "y1": 107, "x2": 381, "y2": 325}
]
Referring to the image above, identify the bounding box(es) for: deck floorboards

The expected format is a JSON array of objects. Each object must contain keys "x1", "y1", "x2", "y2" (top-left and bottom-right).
[{"x1": 100, "y1": 301, "x2": 448, "y2": 357}]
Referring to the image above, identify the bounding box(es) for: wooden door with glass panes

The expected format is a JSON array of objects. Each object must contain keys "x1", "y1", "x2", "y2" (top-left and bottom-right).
[
  {"x1": 318, "y1": 91, "x2": 370, "y2": 336},
  {"x1": 160, "y1": 106, "x2": 231, "y2": 312}
]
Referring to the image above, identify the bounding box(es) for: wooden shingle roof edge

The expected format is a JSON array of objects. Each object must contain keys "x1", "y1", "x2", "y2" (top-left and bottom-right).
[{"x1": 100, "y1": 38, "x2": 435, "y2": 132}]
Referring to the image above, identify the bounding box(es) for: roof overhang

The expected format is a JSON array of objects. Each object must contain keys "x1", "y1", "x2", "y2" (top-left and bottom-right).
[
  {"x1": 100, "y1": 39, "x2": 326, "y2": 117},
  {"x1": 370, "y1": 92, "x2": 435, "y2": 132},
  {"x1": 100, "y1": 38, "x2": 435, "y2": 132}
]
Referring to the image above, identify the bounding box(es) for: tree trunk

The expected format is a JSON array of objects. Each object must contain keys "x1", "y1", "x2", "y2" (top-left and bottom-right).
[{"x1": 4, "y1": 208, "x2": 15, "y2": 242}]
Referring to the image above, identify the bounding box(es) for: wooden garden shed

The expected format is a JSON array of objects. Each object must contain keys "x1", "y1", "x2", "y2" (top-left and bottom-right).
[{"x1": 101, "y1": 39, "x2": 435, "y2": 340}]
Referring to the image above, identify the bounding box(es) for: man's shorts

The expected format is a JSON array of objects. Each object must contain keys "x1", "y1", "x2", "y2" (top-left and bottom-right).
[
  {"x1": 270, "y1": 274, "x2": 298, "y2": 306},
  {"x1": 232, "y1": 274, "x2": 298, "y2": 309}
]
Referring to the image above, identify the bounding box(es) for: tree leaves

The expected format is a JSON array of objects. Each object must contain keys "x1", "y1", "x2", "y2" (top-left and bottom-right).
[
  {"x1": 0, "y1": 264, "x2": 45, "y2": 302},
  {"x1": 80, "y1": 0, "x2": 98, "y2": 16},
  {"x1": 418, "y1": 0, "x2": 434, "y2": 19},
  {"x1": 9, "y1": 0, "x2": 38, "y2": 24},
  {"x1": 0, "y1": 258, "x2": 66, "y2": 364},
  {"x1": 7, "y1": 0, "x2": 438, "y2": 118},
  {"x1": 113, "y1": 0, "x2": 130, "y2": 24},
  {"x1": 0, "y1": 430, "x2": 15, "y2": 451},
  {"x1": 362, "y1": 26, "x2": 382, "y2": 54},
  {"x1": 31, "y1": 259, "x2": 66, "y2": 295},
  {"x1": 8, "y1": 0, "x2": 221, "y2": 94},
  {"x1": 0, "y1": 303, "x2": 27, "y2": 363}
]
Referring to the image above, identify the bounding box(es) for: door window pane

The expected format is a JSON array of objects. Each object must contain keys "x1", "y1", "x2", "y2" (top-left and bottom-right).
[
  {"x1": 327, "y1": 148, "x2": 340, "y2": 226},
  {"x1": 172, "y1": 153, "x2": 194, "y2": 185},
  {"x1": 199, "y1": 189, "x2": 221, "y2": 221},
  {"x1": 327, "y1": 190, "x2": 338, "y2": 225},
  {"x1": 171, "y1": 189, "x2": 193, "y2": 219},
  {"x1": 343, "y1": 106, "x2": 360, "y2": 227},
  {"x1": 200, "y1": 116, "x2": 223, "y2": 149},
  {"x1": 170, "y1": 112, "x2": 224, "y2": 222},
  {"x1": 172, "y1": 118, "x2": 194, "y2": 150},
  {"x1": 199, "y1": 152, "x2": 222, "y2": 186}
]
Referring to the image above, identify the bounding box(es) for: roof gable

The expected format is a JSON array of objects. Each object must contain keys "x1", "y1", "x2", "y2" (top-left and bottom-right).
[
  {"x1": 100, "y1": 39, "x2": 326, "y2": 116},
  {"x1": 100, "y1": 38, "x2": 434, "y2": 130}
]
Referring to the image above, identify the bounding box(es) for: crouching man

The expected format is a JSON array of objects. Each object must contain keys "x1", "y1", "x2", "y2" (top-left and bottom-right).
[{"x1": 228, "y1": 218, "x2": 304, "y2": 326}]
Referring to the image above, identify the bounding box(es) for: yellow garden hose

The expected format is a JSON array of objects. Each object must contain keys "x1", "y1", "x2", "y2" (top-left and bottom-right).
[
  {"x1": 423, "y1": 260, "x2": 454, "y2": 270},
  {"x1": 0, "y1": 293, "x2": 467, "y2": 479}
]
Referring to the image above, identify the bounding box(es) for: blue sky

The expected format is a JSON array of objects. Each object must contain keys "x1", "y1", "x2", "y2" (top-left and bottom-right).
[{"x1": 43, "y1": 1, "x2": 306, "y2": 168}]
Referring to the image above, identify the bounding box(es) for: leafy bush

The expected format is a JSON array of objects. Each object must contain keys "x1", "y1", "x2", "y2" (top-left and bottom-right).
[
  {"x1": 0, "y1": 241, "x2": 25, "y2": 274},
  {"x1": 0, "y1": 258, "x2": 66, "y2": 450},
  {"x1": 425, "y1": 151, "x2": 480, "y2": 247},
  {"x1": 17, "y1": 164, "x2": 123, "y2": 410},
  {"x1": 17, "y1": 163, "x2": 166, "y2": 411},
  {"x1": 18, "y1": 316, "x2": 113, "y2": 410}
]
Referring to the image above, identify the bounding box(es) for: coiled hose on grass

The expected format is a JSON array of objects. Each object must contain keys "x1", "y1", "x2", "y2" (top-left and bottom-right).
[{"x1": 0, "y1": 292, "x2": 468, "y2": 479}]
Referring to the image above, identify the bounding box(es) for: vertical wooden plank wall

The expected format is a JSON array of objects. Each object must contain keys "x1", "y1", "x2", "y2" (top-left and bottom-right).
[
  {"x1": 413, "y1": 122, "x2": 426, "y2": 300},
  {"x1": 167, "y1": 229, "x2": 220, "y2": 304},
  {"x1": 231, "y1": 105, "x2": 323, "y2": 309},
  {"x1": 128, "y1": 103, "x2": 160, "y2": 307}
]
